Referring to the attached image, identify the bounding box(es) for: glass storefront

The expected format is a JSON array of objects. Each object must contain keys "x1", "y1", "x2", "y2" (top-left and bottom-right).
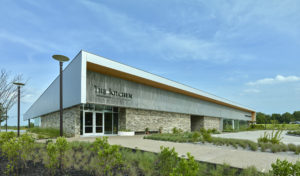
[
  {"x1": 80, "y1": 104, "x2": 119, "y2": 136},
  {"x1": 223, "y1": 119, "x2": 249, "y2": 131}
]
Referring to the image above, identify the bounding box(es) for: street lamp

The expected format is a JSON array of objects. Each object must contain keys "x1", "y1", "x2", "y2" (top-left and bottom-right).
[
  {"x1": 13, "y1": 82, "x2": 25, "y2": 137},
  {"x1": 52, "y1": 55, "x2": 70, "y2": 137}
]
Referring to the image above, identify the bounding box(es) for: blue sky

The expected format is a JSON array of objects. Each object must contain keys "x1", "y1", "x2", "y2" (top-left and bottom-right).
[{"x1": 1, "y1": 0, "x2": 300, "y2": 125}]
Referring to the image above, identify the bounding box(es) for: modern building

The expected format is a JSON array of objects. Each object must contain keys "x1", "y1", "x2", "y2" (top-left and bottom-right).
[{"x1": 24, "y1": 51, "x2": 256, "y2": 137}]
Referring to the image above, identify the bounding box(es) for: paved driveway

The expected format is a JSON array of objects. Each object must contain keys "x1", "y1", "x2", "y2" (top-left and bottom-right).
[
  {"x1": 67, "y1": 135, "x2": 300, "y2": 172},
  {"x1": 213, "y1": 130, "x2": 300, "y2": 145}
]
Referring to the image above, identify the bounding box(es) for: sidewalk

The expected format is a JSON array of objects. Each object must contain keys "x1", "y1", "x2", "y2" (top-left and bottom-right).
[{"x1": 67, "y1": 135, "x2": 300, "y2": 172}]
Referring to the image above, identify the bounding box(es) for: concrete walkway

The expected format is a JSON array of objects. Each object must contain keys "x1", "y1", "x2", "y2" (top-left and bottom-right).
[{"x1": 66, "y1": 135, "x2": 300, "y2": 172}]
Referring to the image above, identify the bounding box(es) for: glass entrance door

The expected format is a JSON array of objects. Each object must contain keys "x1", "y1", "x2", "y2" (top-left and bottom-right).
[
  {"x1": 95, "y1": 113, "x2": 103, "y2": 134},
  {"x1": 84, "y1": 112, "x2": 104, "y2": 135},
  {"x1": 84, "y1": 112, "x2": 93, "y2": 134},
  {"x1": 104, "y1": 113, "x2": 113, "y2": 134},
  {"x1": 82, "y1": 107, "x2": 118, "y2": 136}
]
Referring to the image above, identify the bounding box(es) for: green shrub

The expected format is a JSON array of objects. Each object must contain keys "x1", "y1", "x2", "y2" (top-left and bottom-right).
[
  {"x1": 288, "y1": 143, "x2": 297, "y2": 152},
  {"x1": 296, "y1": 146, "x2": 300, "y2": 155},
  {"x1": 257, "y1": 131, "x2": 269, "y2": 143},
  {"x1": 170, "y1": 152, "x2": 199, "y2": 176},
  {"x1": 172, "y1": 127, "x2": 183, "y2": 134},
  {"x1": 0, "y1": 131, "x2": 16, "y2": 146},
  {"x1": 279, "y1": 143, "x2": 288, "y2": 152},
  {"x1": 1, "y1": 133, "x2": 35, "y2": 175},
  {"x1": 287, "y1": 130, "x2": 300, "y2": 136},
  {"x1": 19, "y1": 133, "x2": 35, "y2": 167},
  {"x1": 191, "y1": 132, "x2": 201, "y2": 142},
  {"x1": 45, "y1": 137, "x2": 70, "y2": 175},
  {"x1": 56, "y1": 137, "x2": 69, "y2": 171},
  {"x1": 271, "y1": 159, "x2": 294, "y2": 176},
  {"x1": 271, "y1": 144, "x2": 281, "y2": 153},
  {"x1": 200, "y1": 129, "x2": 212, "y2": 142},
  {"x1": 270, "y1": 130, "x2": 283, "y2": 144},
  {"x1": 92, "y1": 137, "x2": 124, "y2": 176},
  {"x1": 248, "y1": 142, "x2": 258, "y2": 151},
  {"x1": 1, "y1": 137, "x2": 21, "y2": 174},
  {"x1": 257, "y1": 130, "x2": 283, "y2": 144},
  {"x1": 46, "y1": 142, "x2": 59, "y2": 175},
  {"x1": 157, "y1": 146, "x2": 179, "y2": 176},
  {"x1": 240, "y1": 166, "x2": 263, "y2": 176}
]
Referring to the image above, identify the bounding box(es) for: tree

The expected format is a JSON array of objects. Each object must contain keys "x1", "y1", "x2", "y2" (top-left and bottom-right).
[
  {"x1": 271, "y1": 114, "x2": 282, "y2": 124},
  {"x1": 0, "y1": 69, "x2": 24, "y2": 130},
  {"x1": 282, "y1": 112, "x2": 293, "y2": 124},
  {"x1": 293, "y1": 111, "x2": 300, "y2": 121},
  {"x1": 256, "y1": 112, "x2": 266, "y2": 124}
]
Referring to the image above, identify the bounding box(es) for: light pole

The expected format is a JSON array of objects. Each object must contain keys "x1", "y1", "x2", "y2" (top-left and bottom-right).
[
  {"x1": 13, "y1": 82, "x2": 25, "y2": 137},
  {"x1": 52, "y1": 55, "x2": 69, "y2": 137}
]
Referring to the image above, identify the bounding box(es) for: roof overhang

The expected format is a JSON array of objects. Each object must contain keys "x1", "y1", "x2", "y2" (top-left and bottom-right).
[{"x1": 85, "y1": 51, "x2": 255, "y2": 116}]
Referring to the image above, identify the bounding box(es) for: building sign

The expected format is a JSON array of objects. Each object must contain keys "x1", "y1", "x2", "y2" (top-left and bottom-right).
[{"x1": 94, "y1": 85, "x2": 133, "y2": 99}]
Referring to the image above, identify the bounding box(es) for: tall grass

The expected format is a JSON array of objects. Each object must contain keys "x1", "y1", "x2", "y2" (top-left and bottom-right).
[{"x1": 27, "y1": 127, "x2": 61, "y2": 138}]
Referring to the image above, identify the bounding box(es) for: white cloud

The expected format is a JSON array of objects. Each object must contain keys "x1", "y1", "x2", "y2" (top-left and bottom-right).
[
  {"x1": 247, "y1": 75, "x2": 300, "y2": 86},
  {"x1": 77, "y1": 0, "x2": 254, "y2": 63}
]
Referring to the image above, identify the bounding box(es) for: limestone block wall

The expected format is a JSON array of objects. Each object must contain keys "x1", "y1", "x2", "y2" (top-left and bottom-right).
[
  {"x1": 190, "y1": 115, "x2": 221, "y2": 131},
  {"x1": 203, "y1": 116, "x2": 221, "y2": 130},
  {"x1": 41, "y1": 106, "x2": 80, "y2": 137},
  {"x1": 124, "y1": 108, "x2": 191, "y2": 133}
]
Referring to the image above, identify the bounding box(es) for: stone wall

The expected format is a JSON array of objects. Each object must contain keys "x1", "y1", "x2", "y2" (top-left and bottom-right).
[
  {"x1": 41, "y1": 106, "x2": 80, "y2": 137},
  {"x1": 124, "y1": 108, "x2": 191, "y2": 133},
  {"x1": 203, "y1": 116, "x2": 221, "y2": 130},
  {"x1": 190, "y1": 115, "x2": 221, "y2": 131}
]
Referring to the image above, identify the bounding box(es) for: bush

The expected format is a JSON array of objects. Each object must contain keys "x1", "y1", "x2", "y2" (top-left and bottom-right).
[
  {"x1": 56, "y1": 137, "x2": 69, "y2": 171},
  {"x1": 271, "y1": 144, "x2": 281, "y2": 153},
  {"x1": 1, "y1": 137, "x2": 22, "y2": 174},
  {"x1": 257, "y1": 130, "x2": 283, "y2": 144},
  {"x1": 288, "y1": 143, "x2": 297, "y2": 152},
  {"x1": 45, "y1": 137, "x2": 69, "y2": 175},
  {"x1": 1, "y1": 133, "x2": 35, "y2": 175},
  {"x1": 287, "y1": 130, "x2": 300, "y2": 136},
  {"x1": 270, "y1": 130, "x2": 283, "y2": 144},
  {"x1": 92, "y1": 137, "x2": 124, "y2": 176},
  {"x1": 248, "y1": 142, "x2": 258, "y2": 151},
  {"x1": 46, "y1": 142, "x2": 59, "y2": 175},
  {"x1": 271, "y1": 159, "x2": 294, "y2": 176},
  {"x1": 257, "y1": 132, "x2": 269, "y2": 143},
  {"x1": 172, "y1": 127, "x2": 183, "y2": 134},
  {"x1": 191, "y1": 132, "x2": 201, "y2": 142},
  {"x1": 0, "y1": 131, "x2": 16, "y2": 146},
  {"x1": 157, "y1": 146, "x2": 179, "y2": 176},
  {"x1": 170, "y1": 153, "x2": 199, "y2": 176}
]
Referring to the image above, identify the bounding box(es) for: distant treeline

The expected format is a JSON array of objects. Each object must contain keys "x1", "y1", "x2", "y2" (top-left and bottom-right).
[{"x1": 256, "y1": 111, "x2": 300, "y2": 124}]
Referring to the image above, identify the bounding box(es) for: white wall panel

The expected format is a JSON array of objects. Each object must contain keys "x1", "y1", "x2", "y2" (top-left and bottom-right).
[{"x1": 23, "y1": 51, "x2": 83, "y2": 120}]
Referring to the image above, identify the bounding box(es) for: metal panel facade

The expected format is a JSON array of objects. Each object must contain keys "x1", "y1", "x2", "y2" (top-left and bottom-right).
[
  {"x1": 86, "y1": 71, "x2": 252, "y2": 120},
  {"x1": 23, "y1": 52, "x2": 83, "y2": 120}
]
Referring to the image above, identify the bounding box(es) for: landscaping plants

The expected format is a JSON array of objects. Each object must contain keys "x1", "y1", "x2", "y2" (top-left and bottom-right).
[
  {"x1": 287, "y1": 130, "x2": 300, "y2": 136},
  {"x1": 0, "y1": 132, "x2": 277, "y2": 176},
  {"x1": 0, "y1": 133, "x2": 35, "y2": 175},
  {"x1": 271, "y1": 159, "x2": 300, "y2": 176},
  {"x1": 92, "y1": 137, "x2": 125, "y2": 176}
]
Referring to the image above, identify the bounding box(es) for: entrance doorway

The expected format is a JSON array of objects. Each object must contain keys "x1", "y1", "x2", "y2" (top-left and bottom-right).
[{"x1": 82, "y1": 111, "x2": 118, "y2": 136}]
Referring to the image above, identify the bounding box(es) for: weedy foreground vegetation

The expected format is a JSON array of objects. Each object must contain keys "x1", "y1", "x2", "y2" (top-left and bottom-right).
[{"x1": 0, "y1": 131, "x2": 299, "y2": 176}]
